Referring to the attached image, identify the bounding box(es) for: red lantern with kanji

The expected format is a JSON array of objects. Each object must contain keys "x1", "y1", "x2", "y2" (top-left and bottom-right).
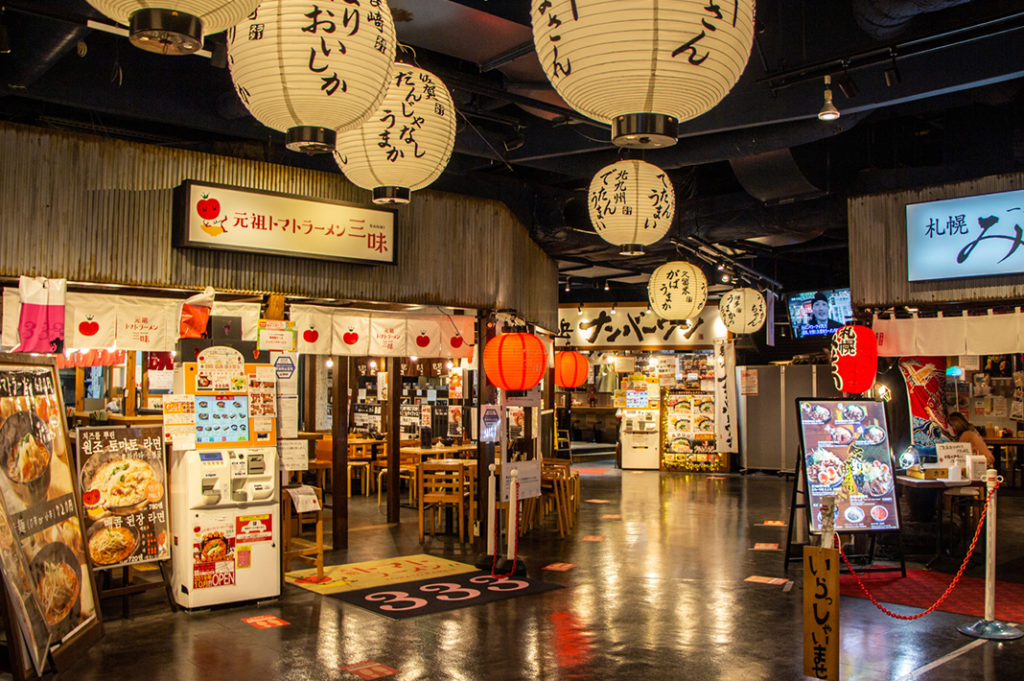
[
  {"x1": 484, "y1": 332, "x2": 548, "y2": 391},
  {"x1": 554, "y1": 350, "x2": 589, "y2": 388},
  {"x1": 830, "y1": 325, "x2": 878, "y2": 394}
]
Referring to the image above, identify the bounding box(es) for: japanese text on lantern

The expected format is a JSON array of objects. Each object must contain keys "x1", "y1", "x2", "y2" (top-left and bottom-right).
[
  {"x1": 535, "y1": 0, "x2": 579, "y2": 79},
  {"x1": 672, "y1": 2, "x2": 739, "y2": 65}
]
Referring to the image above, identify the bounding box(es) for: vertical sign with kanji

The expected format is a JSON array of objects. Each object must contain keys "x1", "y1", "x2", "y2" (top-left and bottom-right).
[{"x1": 803, "y1": 546, "x2": 840, "y2": 680}]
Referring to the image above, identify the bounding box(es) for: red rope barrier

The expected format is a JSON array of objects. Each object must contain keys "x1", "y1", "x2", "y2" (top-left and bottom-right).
[{"x1": 835, "y1": 480, "x2": 999, "y2": 620}]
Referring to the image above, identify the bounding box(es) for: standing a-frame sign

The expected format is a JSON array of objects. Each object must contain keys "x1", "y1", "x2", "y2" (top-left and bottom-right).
[{"x1": 784, "y1": 398, "x2": 906, "y2": 575}]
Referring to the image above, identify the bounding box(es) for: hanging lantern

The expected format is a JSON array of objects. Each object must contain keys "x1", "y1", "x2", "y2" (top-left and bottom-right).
[
  {"x1": 531, "y1": 0, "x2": 755, "y2": 148},
  {"x1": 554, "y1": 350, "x2": 589, "y2": 388},
  {"x1": 648, "y1": 261, "x2": 707, "y2": 320},
  {"x1": 719, "y1": 287, "x2": 767, "y2": 334},
  {"x1": 334, "y1": 64, "x2": 457, "y2": 204},
  {"x1": 86, "y1": 1, "x2": 262, "y2": 55},
  {"x1": 483, "y1": 333, "x2": 547, "y2": 391},
  {"x1": 830, "y1": 325, "x2": 878, "y2": 394},
  {"x1": 227, "y1": 1, "x2": 396, "y2": 153},
  {"x1": 588, "y1": 159, "x2": 675, "y2": 255}
]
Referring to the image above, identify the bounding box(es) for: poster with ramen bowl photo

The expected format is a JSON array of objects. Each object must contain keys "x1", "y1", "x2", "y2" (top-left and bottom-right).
[
  {"x1": 77, "y1": 426, "x2": 170, "y2": 569},
  {"x1": 0, "y1": 355, "x2": 101, "y2": 673}
]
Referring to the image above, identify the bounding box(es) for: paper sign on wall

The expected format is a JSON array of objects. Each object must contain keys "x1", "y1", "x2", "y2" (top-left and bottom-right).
[
  {"x1": 278, "y1": 440, "x2": 308, "y2": 471},
  {"x1": 257, "y1": 319, "x2": 296, "y2": 351}
]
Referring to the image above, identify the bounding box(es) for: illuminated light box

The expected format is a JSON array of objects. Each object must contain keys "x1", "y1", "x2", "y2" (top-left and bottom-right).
[{"x1": 906, "y1": 188, "x2": 1024, "y2": 281}]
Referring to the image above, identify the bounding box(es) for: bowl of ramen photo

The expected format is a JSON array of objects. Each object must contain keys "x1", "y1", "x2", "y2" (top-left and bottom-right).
[
  {"x1": 29, "y1": 541, "x2": 81, "y2": 637},
  {"x1": 81, "y1": 453, "x2": 164, "y2": 515},
  {"x1": 0, "y1": 411, "x2": 53, "y2": 506},
  {"x1": 198, "y1": 533, "x2": 231, "y2": 562},
  {"x1": 86, "y1": 517, "x2": 139, "y2": 566}
]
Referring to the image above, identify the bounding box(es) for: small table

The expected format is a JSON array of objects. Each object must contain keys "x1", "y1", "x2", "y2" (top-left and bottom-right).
[
  {"x1": 400, "y1": 445, "x2": 470, "y2": 461},
  {"x1": 896, "y1": 475, "x2": 982, "y2": 565}
]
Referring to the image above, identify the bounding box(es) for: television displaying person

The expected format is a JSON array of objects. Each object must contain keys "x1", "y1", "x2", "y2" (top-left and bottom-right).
[{"x1": 802, "y1": 292, "x2": 843, "y2": 337}]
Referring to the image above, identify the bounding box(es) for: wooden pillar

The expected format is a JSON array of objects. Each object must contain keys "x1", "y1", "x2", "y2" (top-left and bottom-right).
[
  {"x1": 386, "y1": 358, "x2": 401, "y2": 523},
  {"x1": 74, "y1": 367, "x2": 85, "y2": 412},
  {"x1": 124, "y1": 351, "x2": 137, "y2": 416},
  {"x1": 302, "y1": 356, "x2": 316, "y2": 433},
  {"x1": 331, "y1": 355, "x2": 349, "y2": 549},
  {"x1": 476, "y1": 312, "x2": 497, "y2": 543},
  {"x1": 140, "y1": 352, "x2": 150, "y2": 412},
  {"x1": 264, "y1": 294, "x2": 286, "y2": 321}
]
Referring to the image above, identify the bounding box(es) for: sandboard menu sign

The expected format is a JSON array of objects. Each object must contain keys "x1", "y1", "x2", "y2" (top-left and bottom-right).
[
  {"x1": 0, "y1": 355, "x2": 101, "y2": 675},
  {"x1": 796, "y1": 399, "x2": 900, "y2": 533},
  {"x1": 76, "y1": 426, "x2": 170, "y2": 569}
]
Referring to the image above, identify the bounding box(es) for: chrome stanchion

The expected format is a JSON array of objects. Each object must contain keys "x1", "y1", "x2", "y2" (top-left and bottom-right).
[{"x1": 958, "y1": 469, "x2": 1023, "y2": 640}]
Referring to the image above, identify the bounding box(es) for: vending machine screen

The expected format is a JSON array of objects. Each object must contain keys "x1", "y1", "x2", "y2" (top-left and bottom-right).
[{"x1": 194, "y1": 395, "x2": 250, "y2": 444}]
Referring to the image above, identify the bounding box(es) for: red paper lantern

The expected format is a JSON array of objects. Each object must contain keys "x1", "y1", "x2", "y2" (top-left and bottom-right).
[
  {"x1": 554, "y1": 350, "x2": 589, "y2": 388},
  {"x1": 830, "y1": 325, "x2": 878, "y2": 394},
  {"x1": 484, "y1": 332, "x2": 547, "y2": 391}
]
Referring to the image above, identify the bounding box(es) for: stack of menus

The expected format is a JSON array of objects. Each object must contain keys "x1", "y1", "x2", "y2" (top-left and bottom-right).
[
  {"x1": 796, "y1": 399, "x2": 900, "y2": 533},
  {"x1": 0, "y1": 358, "x2": 100, "y2": 674}
]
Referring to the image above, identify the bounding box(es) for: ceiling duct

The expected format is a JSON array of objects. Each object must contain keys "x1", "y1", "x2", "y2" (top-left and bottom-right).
[
  {"x1": 852, "y1": 0, "x2": 974, "y2": 40},
  {"x1": 729, "y1": 148, "x2": 824, "y2": 203}
]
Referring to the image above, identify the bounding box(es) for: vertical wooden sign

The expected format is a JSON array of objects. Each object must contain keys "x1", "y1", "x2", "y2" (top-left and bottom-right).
[{"x1": 803, "y1": 546, "x2": 840, "y2": 680}]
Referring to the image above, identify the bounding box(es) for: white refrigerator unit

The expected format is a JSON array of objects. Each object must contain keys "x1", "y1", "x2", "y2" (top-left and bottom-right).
[{"x1": 170, "y1": 446, "x2": 280, "y2": 608}]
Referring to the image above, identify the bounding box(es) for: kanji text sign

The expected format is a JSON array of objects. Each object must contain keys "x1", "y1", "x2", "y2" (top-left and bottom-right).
[{"x1": 175, "y1": 181, "x2": 396, "y2": 264}]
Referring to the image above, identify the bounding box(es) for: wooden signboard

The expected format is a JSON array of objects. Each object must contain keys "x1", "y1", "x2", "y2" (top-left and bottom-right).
[{"x1": 803, "y1": 546, "x2": 839, "y2": 680}]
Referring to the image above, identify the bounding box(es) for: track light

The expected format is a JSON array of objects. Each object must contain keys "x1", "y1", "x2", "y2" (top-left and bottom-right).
[
  {"x1": 818, "y1": 75, "x2": 840, "y2": 122},
  {"x1": 611, "y1": 303, "x2": 617, "y2": 315},
  {"x1": 564, "y1": 278, "x2": 571, "y2": 293},
  {"x1": 603, "y1": 280, "x2": 610, "y2": 291},
  {"x1": 884, "y1": 50, "x2": 901, "y2": 87},
  {"x1": 835, "y1": 65, "x2": 858, "y2": 99},
  {"x1": 577, "y1": 303, "x2": 583, "y2": 316},
  {"x1": 721, "y1": 272, "x2": 732, "y2": 283}
]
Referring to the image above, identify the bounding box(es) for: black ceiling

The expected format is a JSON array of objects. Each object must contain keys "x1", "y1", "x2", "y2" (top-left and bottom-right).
[{"x1": 2, "y1": 0, "x2": 1023, "y2": 304}]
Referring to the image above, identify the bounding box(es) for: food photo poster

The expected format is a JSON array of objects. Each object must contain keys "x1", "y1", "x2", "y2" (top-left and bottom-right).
[
  {"x1": 0, "y1": 358, "x2": 100, "y2": 672},
  {"x1": 797, "y1": 399, "x2": 899, "y2": 533}
]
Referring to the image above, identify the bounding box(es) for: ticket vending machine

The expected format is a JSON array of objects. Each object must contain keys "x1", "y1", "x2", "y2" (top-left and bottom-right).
[
  {"x1": 169, "y1": 344, "x2": 281, "y2": 609},
  {"x1": 620, "y1": 376, "x2": 661, "y2": 470}
]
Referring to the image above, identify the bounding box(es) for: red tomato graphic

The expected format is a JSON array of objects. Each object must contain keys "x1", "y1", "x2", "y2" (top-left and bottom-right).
[
  {"x1": 78, "y1": 317, "x2": 99, "y2": 336},
  {"x1": 83, "y1": 489, "x2": 101, "y2": 506},
  {"x1": 343, "y1": 331, "x2": 359, "y2": 345},
  {"x1": 449, "y1": 335, "x2": 464, "y2": 349},
  {"x1": 197, "y1": 195, "x2": 220, "y2": 220},
  {"x1": 303, "y1": 329, "x2": 319, "y2": 343},
  {"x1": 416, "y1": 332, "x2": 430, "y2": 348}
]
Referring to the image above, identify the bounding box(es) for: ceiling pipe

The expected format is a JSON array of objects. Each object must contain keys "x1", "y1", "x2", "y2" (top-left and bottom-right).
[{"x1": 853, "y1": 0, "x2": 974, "y2": 40}]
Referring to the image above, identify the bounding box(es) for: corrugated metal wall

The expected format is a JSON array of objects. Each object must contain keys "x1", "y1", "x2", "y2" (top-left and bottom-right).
[
  {"x1": 0, "y1": 123, "x2": 558, "y2": 328},
  {"x1": 849, "y1": 171, "x2": 1024, "y2": 309}
]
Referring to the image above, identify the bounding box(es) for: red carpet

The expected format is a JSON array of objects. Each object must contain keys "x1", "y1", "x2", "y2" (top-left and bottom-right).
[
  {"x1": 575, "y1": 468, "x2": 610, "y2": 475},
  {"x1": 839, "y1": 569, "x2": 1024, "y2": 622}
]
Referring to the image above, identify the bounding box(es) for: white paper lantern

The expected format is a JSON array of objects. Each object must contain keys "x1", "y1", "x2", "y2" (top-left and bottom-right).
[
  {"x1": 531, "y1": 0, "x2": 755, "y2": 148},
  {"x1": 334, "y1": 65, "x2": 456, "y2": 204},
  {"x1": 227, "y1": 1, "x2": 396, "y2": 153},
  {"x1": 648, "y1": 261, "x2": 707, "y2": 320},
  {"x1": 719, "y1": 287, "x2": 767, "y2": 334},
  {"x1": 87, "y1": 1, "x2": 262, "y2": 54},
  {"x1": 588, "y1": 159, "x2": 674, "y2": 255}
]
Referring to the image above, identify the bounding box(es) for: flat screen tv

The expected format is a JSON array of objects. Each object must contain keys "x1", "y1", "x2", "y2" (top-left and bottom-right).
[{"x1": 787, "y1": 288, "x2": 853, "y2": 339}]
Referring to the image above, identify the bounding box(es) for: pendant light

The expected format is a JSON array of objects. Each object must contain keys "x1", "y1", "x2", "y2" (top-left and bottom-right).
[
  {"x1": 87, "y1": 1, "x2": 262, "y2": 55},
  {"x1": 588, "y1": 159, "x2": 674, "y2": 255},
  {"x1": 334, "y1": 64, "x2": 457, "y2": 204},
  {"x1": 719, "y1": 287, "x2": 767, "y2": 334},
  {"x1": 648, "y1": 261, "x2": 707, "y2": 321},
  {"x1": 531, "y1": 0, "x2": 755, "y2": 148},
  {"x1": 227, "y1": 0, "x2": 396, "y2": 153}
]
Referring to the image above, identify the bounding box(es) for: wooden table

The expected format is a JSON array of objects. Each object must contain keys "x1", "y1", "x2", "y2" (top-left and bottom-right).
[
  {"x1": 401, "y1": 445, "x2": 472, "y2": 461},
  {"x1": 896, "y1": 475, "x2": 981, "y2": 566}
]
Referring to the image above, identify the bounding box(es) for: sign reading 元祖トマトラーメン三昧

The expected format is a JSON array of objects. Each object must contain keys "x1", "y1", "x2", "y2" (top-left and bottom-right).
[
  {"x1": 906, "y1": 188, "x2": 1024, "y2": 282},
  {"x1": 174, "y1": 181, "x2": 396, "y2": 265}
]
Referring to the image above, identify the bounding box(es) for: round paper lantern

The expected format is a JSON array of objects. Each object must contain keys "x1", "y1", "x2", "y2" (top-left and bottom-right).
[
  {"x1": 484, "y1": 333, "x2": 547, "y2": 391},
  {"x1": 648, "y1": 261, "x2": 707, "y2": 320},
  {"x1": 554, "y1": 350, "x2": 589, "y2": 388},
  {"x1": 227, "y1": 1, "x2": 396, "y2": 153},
  {"x1": 830, "y1": 325, "x2": 878, "y2": 394},
  {"x1": 334, "y1": 65, "x2": 457, "y2": 204},
  {"x1": 719, "y1": 287, "x2": 767, "y2": 334},
  {"x1": 588, "y1": 159, "x2": 675, "y2": 255},
  {"x1": 531, "y1": 0, "x2": 755, "y2": 148},
  {"x1": 87, "y1": 0, "x2": 262, "y2": 54}
]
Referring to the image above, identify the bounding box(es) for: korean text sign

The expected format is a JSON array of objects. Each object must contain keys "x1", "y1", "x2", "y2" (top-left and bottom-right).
[
  {"x1": 797, "y1": 399, "x2": 899, "y2": 533},
  {"x1": 175, "y1": 180, "x2": 396, "y2": 264},
  {"x1": 906, "y1": 188, "x2": 1024, "y2": 281}
]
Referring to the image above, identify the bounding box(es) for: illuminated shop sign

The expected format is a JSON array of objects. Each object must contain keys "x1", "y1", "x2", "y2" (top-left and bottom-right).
[
  {"x1": 906, "y1": 188, "x2": 1024, "y2": 281},
  {"x1": 174, "y1": 180, "x2": 397, "y2": 265}
]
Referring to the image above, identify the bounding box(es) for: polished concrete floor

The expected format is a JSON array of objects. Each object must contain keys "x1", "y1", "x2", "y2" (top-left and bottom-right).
[{"x1": 46, "y1": 465, "x2": 1024, "y2": 681}]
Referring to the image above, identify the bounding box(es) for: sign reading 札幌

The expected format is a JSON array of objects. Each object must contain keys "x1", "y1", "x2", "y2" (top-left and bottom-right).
[
  {"x1": 174, "y1": 180, "x2": 396, "y2": 265},
  {"x1": 906, "y1": 188, "x2": 1024, "y2": 281}
]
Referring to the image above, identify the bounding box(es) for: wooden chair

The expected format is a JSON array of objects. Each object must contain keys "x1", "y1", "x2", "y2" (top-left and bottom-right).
[
  {"x1": 541, "y1": 460, "x2": 576, "y2": 538},
  {"x1": 418, "y1": 462, "x2": 468, "y2": 542},
  {"x1": 377, "y1": 449, "x2": 419, "y2": 507},
  {"x1": 281, "y1": 486, "x2": 324, "y2": 579}
]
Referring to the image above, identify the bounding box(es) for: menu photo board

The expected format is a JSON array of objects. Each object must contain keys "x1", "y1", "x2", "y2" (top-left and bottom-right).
[
  {"x1": 76, "y1": 426, "x2": 170, "y2": 569},
  {"x1": 796, "y1": 399, "x2": 900, "y2": 534},
  {"x1": 0, "y1": 355, "x2": 101, "y2": 674}
]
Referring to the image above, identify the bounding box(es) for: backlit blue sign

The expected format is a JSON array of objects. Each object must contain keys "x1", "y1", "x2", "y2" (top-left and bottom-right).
[{"x1": 906, "y1": 188, "x2": 1024, "y2": 281}]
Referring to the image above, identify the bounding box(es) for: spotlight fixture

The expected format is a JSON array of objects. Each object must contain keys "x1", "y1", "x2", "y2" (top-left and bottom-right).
[
  {"x1": 883, "y1": 50, "x2": 901, "y2": 87},
  {"x1": 611, "y1": 303, "x2": 617, "y2": 315},
  {"x1": 564, "y1": 278, "x2": 571, "y2": 293},
  {"x1": 577, "y1": 303, "x2": 583, "y2": 316},
  {"x1": 817, "y1": 75, "x2": 840, "y2": 122},
  {"x1": 603, "y1": 280, "x2": 610, "y2": 291},
  {"x1": 721, "y1": 272, "x2": 732, "y2": 283},
  {"x1": 835, "y1": 64, "x2": 858, "y2": 99}
]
